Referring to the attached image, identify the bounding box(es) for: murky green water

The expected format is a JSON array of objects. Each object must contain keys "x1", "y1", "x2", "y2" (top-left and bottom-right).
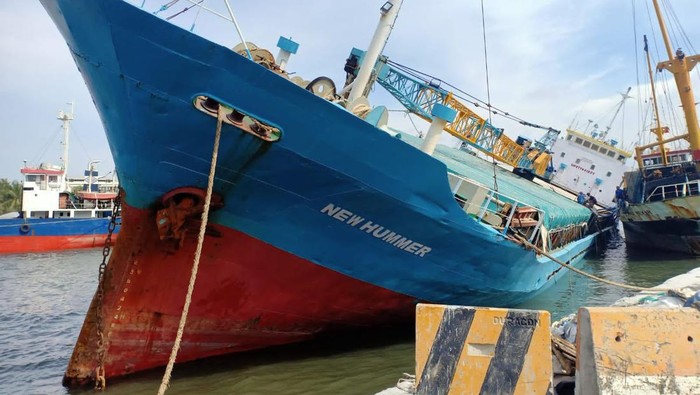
[{"x1": 0, "y1": 234, "x2": 697, "y2": 394}]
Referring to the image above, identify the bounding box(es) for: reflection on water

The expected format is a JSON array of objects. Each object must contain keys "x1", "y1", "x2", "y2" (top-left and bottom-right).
[{"x1": 0, "y1": 233, "x2": 697, "y2": 394}]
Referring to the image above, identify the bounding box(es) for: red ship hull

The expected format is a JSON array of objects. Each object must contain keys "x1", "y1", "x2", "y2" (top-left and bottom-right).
[
  {"x1": 63, "y1": 203, "x2": 416, "y2": 386},
  {"x1": 0, "y1": 234, "x2": 117, "y2": 255}
]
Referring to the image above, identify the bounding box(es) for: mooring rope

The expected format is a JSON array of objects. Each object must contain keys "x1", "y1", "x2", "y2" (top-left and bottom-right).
[
  {"x1": 512, "y1": 234, "x2": 671, "y2": 292},
  {"x1": 157, "y1": 105, "x2": 225, "y2": 395}
]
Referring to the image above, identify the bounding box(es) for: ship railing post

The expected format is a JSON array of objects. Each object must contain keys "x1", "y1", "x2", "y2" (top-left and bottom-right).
[
  {"x1": 451, "y1": 178, "x2": 463, "y2": 195},
  {"x1": 529, "y1": 212, "x2": 545, "y2": 243},
  {"x1": 478, "y1": 190, "x2": 494, "y2": 221},
  {"x1": 502, "y1": 201, "x2": 517, "y2": 234}
]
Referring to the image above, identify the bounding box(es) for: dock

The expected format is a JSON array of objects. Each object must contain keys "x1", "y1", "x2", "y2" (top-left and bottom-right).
[{"x1": 378, "y1": 267, "x2": 700, "y2": 395}]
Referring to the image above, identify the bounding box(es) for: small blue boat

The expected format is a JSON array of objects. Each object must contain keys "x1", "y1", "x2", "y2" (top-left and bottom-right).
[{"x1": 0, "y1": 106, "x2": 119, "y2": 254}]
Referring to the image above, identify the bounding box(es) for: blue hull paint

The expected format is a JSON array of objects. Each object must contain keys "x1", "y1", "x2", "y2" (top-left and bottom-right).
[
  {"x1": 0, "y1": 217, "x2": 115, "y2": 254},
  {"x1": 0, "y1": 217, "x2": 110, "y2": 237},
  {"x1": 41, "y1": 0, "x2": 596, "y2": 307}
]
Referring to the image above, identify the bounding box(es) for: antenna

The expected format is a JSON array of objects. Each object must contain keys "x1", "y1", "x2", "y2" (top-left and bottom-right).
[{"x1": 599, "y1": 87, "x2": 632, "y2": 140}]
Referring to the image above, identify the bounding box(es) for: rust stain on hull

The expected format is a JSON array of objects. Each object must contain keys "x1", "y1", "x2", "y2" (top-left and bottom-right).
[{"x1": 62, "y1": 200, "x2": 416, "y2": 388}]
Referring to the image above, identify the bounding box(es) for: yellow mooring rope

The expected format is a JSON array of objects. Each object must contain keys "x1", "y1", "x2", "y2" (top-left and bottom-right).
[
  {"x1": 157, "y1": 105, "x2": 225, "y2": 395},
  {"x1": 512, "y1": 234, "x2": 671, "y2": 292}
]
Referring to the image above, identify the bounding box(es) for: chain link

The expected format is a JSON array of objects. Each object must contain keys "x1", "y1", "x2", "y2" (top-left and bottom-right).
[{"x1": 94, "y1": 191, "x2": 121, "y2": 390}]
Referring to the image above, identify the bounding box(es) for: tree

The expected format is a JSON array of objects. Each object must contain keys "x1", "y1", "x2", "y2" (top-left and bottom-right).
[{"x1": 0, "y1": 179, "x2": 22, "y2": 215}]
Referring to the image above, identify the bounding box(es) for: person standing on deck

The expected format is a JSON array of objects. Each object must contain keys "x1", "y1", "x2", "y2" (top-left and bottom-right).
[
  {"x1": 585, "y1": 193, "x2": 597, "y2": 208},
  {"x1": 614, "y1": 186, "x2": 627, "y2": 211}
]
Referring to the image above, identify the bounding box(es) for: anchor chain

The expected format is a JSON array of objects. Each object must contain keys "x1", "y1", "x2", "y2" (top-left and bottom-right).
[{"x1": 94, "y1": 191, "x2": 121, "y2": 390}]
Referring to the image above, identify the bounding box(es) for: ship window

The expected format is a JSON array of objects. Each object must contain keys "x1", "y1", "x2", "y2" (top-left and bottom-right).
[
  {"x1": 582, "y1": 141, "x2": 591, "y2": 148},
  {"x1": 49, "y1": 175, "x2": 58, "y2": 183},
  {"x1": 575, "y1": 137, "x2": 583, "y2": 144},
  {"x1": 591, "y1": 144, "x2": 600, "y2": 151},
  {"x1": 575, "y1": 159, "x2": 581, "y2": 164},
  {"x1": 617, "y1": 155, "x2": 625, "y2": 161},
  {"x1": 607, "y1": 151, "x2": 616, "y2": 158},
  {"x1": 560, "y1": 152, "x2": 566, "y2": 158},
  {"x1": 599, "y1": 148, "x2": 608, "y2": 155},
  {"x1": 25, "y1": 175, "x2": 37, "y2": 182},
  {"x1": 590, "y1": 164, "x2": 596, "y2": 170},
  {"x1": 606, "y1": 171, "x2": 612, "y2": 177},
  {"x1": 567, "y1": 135, "x2": 573, "y2": 141}
]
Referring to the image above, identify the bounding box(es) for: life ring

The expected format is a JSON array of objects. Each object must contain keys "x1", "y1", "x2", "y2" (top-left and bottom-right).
[{"x1": 19, "y1": 224, "x2": 30, "y2": 234}]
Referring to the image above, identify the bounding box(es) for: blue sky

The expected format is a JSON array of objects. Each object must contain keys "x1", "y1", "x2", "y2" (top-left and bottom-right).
[{"x1": 1, "y1": 0, "x2": 698, "y2": 181}]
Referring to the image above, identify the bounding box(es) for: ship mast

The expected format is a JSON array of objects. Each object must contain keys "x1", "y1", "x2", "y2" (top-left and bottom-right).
[
  {"x1": 651, "y1": 0, "x2": 700, "y2": 153},
  {"x1": 644, "y1": 35, "x2": 668, "y2": 166},
  {"x1": 600, "y1": 87, "x2": 632, "y2": 141},
  {"x1": 57, "y1": 102, "x2": 75, "y2": 190},
  {"x1": 348, "y1": 0, "x2": 403, "y2": 102}
]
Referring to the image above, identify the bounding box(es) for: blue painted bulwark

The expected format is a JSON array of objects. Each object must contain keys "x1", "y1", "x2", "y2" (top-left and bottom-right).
[
  {"x1": 0, "y1": 217, "x2": 112, "y2": 237},
  {"x1": 364, "y1": 105, "x2": 388, "y2": 127}
]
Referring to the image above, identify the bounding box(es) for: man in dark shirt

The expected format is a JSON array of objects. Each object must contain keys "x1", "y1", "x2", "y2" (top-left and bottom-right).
[{"x1": 586, "y1": 193, "x2": 597, "y2": 208}]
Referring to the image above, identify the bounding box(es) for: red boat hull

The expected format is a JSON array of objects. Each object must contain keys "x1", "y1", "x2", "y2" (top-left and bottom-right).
[
  {"x1": 64, "y1": 203, "x2": 415, "y2": 386},
  {"x1": 0, "y1": 234, "x2": 117, "y2": 254}
]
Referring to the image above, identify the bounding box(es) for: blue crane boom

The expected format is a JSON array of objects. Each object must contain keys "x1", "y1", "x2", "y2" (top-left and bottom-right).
[{"x1": 344, "y1": 48, "x2": 558, "y2": 179}]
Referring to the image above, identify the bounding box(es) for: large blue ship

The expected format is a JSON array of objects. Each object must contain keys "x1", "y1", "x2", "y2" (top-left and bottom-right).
[{"x1": 40, "y1": 0, "x2": 610, "y2": 387}]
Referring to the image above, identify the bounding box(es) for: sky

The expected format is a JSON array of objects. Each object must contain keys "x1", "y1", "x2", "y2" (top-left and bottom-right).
[{"x1": 1, "y1": 0, "x2": 699, "y2": 181}]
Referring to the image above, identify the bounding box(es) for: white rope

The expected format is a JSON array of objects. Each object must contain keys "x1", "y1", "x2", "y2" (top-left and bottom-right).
[
  {"x1": 157, "y1": 106, "x2": 224, "y2": 394},
  {"x1": 512, "y1": 234, "x2": 671, "y2": 292}
]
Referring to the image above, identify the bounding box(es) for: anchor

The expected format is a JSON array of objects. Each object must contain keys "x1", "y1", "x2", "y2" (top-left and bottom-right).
[{"x1": 155, "y1": 187, "x2": 224, "y2": 246}]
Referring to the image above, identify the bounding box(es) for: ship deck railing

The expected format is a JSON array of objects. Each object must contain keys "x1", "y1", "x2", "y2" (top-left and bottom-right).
[
  {"x1": 448, "y1": 173, "x2": 545, "y2": 244},
  {"x1": 61, "y1": 201, "x2": 116, "y2": 210},
  {"x1": 645, "y1": 180, "x2": 700, "y2": 202}
]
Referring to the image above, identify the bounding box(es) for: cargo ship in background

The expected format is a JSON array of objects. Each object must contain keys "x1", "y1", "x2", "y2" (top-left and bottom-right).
[
  {"x1": 549, "y1": 88, "x2": 634, "y2": 205},
  {"x1": 621, "y1": 0, "x2": 700, "y2": 255},
  {"x1": 40, "y1": 0, "x2": 614, "y2": 387},
  {"x1": 0, "y1": 106, "x2": 119, "y2": 254}
]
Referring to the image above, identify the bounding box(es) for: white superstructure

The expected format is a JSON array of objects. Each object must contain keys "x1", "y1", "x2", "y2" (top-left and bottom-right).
[
  {"x1": 16, "y1": 105, "x2": 118, "y2": 220},
  {"x1": 550, "y1": 128, "x2": 632, "y2": 204}
]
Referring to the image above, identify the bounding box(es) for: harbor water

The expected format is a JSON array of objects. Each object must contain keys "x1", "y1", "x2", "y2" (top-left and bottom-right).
[{"x1": 1, "y1": 234, "x2": 698, "y2": 395}]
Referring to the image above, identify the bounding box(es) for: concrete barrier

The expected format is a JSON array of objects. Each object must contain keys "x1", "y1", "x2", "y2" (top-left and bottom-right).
[
  {"x1": 415, "y1": 304, "x2": 552, "y2": 394},
  {"x1": 576, "y1": 306, "x2": 700, "y2": 394}
]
